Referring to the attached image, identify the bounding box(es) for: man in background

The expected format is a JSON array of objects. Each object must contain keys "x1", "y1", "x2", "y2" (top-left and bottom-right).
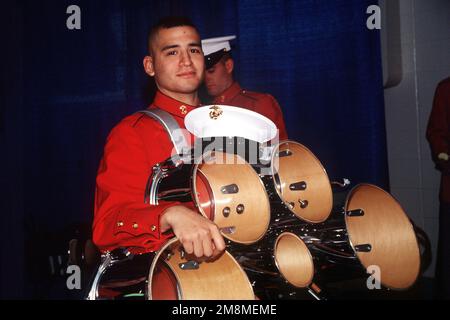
[
  {"x1": 426, "y1": 76, "x2": 450, "y2": 299},
  {"x1": 202, "y1": 36, "x2": 288, "y2": 140}
]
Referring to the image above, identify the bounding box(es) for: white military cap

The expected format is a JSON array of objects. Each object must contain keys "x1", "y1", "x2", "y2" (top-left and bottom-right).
[
  {"x1": 201, "y1": 35, "x2": 236, "y2": 69},
  {"x1": 184, "y1": 105, "x2": 277, "y2": 143}
]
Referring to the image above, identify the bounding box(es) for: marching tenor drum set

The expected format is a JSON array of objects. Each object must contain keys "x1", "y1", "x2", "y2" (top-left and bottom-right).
[{"x1": 86, "y1": 105, "x2": 421, "y2": 300}]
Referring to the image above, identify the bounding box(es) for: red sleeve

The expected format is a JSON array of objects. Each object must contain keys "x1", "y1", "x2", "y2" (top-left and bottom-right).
[
  {"x1": 426, "y1": 81, "x2": 450, "y2": 158},
  {"x1": 93, "y1": 117, "x2": 179, "y2": 253}
]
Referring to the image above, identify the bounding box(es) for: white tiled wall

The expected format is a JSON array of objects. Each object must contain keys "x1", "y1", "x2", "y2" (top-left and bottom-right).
[{"x1": 381, "y1": 0, "x2": 450, "y2": 277}]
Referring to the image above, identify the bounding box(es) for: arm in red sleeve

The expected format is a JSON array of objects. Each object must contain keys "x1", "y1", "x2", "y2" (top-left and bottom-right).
[
  {"x1": 93, "y1": 116, "x2": 180, "y2": 253},
  {"x1": 426, "y1": 81, "x2": 450, "y2": 158}
]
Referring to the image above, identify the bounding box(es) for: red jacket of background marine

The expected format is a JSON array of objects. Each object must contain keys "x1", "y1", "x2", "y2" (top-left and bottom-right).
[
  {"x1": 426, "y1": 77, "x2": 450, "y2": 203},
  {"x1": 213, "y1": 82, "x2": 288, "y2": 141}
]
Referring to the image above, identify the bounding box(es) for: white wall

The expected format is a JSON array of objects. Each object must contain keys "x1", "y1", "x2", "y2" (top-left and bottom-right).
[{"x1": 381, "y1": 0, "x2": 450, "y2": 277}]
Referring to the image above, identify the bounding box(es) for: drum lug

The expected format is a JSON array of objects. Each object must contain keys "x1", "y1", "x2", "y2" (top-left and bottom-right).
[
  {"x1": 110, "y1": 247, "x2": 133, "y2": 261},
  {"x1": 221, "y1": 184, "x2": 239, "y2": 194},
  {"x1": 289, "y1": 181, "x2": 307, "y2": 191},
  {"x1": 354, "y1": 244, "x2": 372, "y2": 252},
  {"x1": 346, "y1": 209, "x2": 365, "y2": 217},
  {"x1": 277, "y1": 149, "x2": 293, "y2": 157},
  {"x1": 220, "y1": 226, "x2": 236, "y2": 234},
  {"x1": 179, "y1": 260, "x2": 200, "y2": 270}
]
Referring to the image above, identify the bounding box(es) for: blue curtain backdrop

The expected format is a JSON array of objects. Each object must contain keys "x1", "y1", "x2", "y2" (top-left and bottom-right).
[{"x1": 1, "y1": 0, "x2": 387, "y2": 298}]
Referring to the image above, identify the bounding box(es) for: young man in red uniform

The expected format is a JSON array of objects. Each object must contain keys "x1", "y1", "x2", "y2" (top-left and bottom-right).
[
  {"x1": 93, "y1": 17, "x2": 225, "y2": 258},
  {"x1": 202, "y1": 36, "x2": 288, "y2": 140}
]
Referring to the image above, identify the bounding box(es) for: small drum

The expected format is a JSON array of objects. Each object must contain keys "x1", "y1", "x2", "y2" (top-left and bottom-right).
[
  {"x1": 229, "y1": 231, "x2": 321, "y2": 300},
  {"x1": 273, "y1": 232, "x2": 315, "y2": 288},
  {"x1": 264, "y1": 141, "x2": 333, "y2": 224},
  {"x1": 86, "y1": 238, "x2": 255, "y2": 300}
]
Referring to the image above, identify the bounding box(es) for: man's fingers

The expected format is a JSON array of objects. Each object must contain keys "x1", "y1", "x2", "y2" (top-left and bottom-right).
[
  {"x1": 181, "y1": 239, "x2": 194, "y2": 255},
  {"x1": 172, "y1": 210, "x2": 226, "y2": 259},
  {"x1": 192, "y1": 237, "x2": 204, "y2": 258},
  {"x1": 202, "y1": 237, "x2": 214, "y2": 257},
  {"x1": 210, "y1": 226, "x2": 226, "y2": 252}
]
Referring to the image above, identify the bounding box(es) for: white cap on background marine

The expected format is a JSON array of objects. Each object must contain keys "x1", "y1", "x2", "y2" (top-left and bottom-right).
[{"x1": 202, "y1": 35, "x2": 236, "y2": 69}]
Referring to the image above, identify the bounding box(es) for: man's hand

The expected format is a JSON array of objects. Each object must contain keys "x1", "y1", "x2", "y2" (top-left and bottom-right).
[
  {"x1": 438, "y1": 152, "x2": 449, "y2": 161},
  {"x1": 160, "y1": 205, "x2": 226, "y2": 259},
  {"x1": 436, "y1": 152, "x2": 450, "y2": 174}
]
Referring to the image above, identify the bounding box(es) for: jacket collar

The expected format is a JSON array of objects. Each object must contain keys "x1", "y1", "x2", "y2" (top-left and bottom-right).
[{"x1": 151, "y1": 91, "x2": 198, "y2": 119}]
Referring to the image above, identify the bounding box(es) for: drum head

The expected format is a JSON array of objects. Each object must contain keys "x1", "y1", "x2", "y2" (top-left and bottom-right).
[
  {"x1": 151, "y1": 261, "x2": 179, "y2": 300},
  {"x1": 148, "y1": 238, "x2": 255, "y2": 300},
  {"x1": 345, "y1": 184, "x2": 421, "y2": 289},
  {"x1": 274, "y1": 232, "x2": 314, "y2": 288},
  {"x1": 193, "y1": 151, "x2": 271, "y2": 244},
  {"x1": 271, "y1": 141, "x2": 333, "y2": 223}
]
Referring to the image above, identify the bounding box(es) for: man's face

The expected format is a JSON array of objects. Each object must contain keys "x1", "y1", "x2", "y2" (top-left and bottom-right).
[
  {"x1": 145, "y1": 26, "x2": 204, "y2": 98},
  {"x1": 204, "y1": 59, "x2": 234, "y2": 97}
]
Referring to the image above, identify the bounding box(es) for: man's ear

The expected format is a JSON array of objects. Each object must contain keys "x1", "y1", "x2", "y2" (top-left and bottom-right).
[
  {"x1": 143, "y1": 56, "x2": 155, "y2": 77},
  {"x1": 225, "y1": 58, "x2": 234, "y2": 75}
]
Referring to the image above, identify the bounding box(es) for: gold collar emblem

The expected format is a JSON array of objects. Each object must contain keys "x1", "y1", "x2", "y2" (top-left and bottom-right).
[{"x1": 179, "y1": 105, "x2": 187, "y2": 115}]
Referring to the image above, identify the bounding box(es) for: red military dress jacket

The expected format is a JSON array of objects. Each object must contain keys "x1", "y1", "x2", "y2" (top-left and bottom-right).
[
  {"x1": 93, "y1": 91, "x2": 197, "y2": 253},
  {"x1": 212, "y1": 82, "x2": 289, "y2": 140},
  {"x1": 426, "y1": 77, "x2": 450, "y2": 203}
]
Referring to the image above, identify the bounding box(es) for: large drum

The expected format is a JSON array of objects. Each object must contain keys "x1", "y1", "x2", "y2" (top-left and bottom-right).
[
  {"x1": 342, "y1": 184, "x2": 421, "y2": 289},
  {"x1": 149, "y1": 238, "x2": 254, "y2": 300},
  {"x1": 86, "y1": 238, "x2": 255, "y2": 300},
  {"x1": 148, "y1": 150, "x2": 271, "y2": 245},
  {"x1": 192, "y1": 151, "x2": 271, "y2": 244}
]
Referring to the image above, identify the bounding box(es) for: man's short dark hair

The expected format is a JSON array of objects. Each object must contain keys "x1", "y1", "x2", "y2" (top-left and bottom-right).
[
  {"x1": 220, "y1": 52, "x2": 232, "y2": 63},
  {"x1": 207, "y1": 52, "x2": 232, "y2": 70},
  {"x1": 147, "y1": 16, "x2": 197, "y2": 55}
]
